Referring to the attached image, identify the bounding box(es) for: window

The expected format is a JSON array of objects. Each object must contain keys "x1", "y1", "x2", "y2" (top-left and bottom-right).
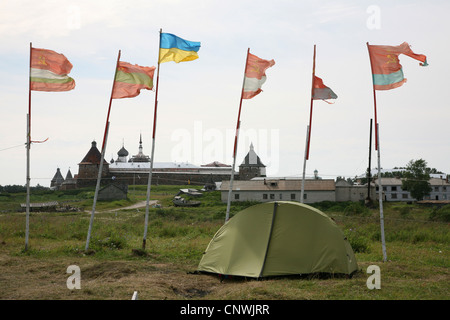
[
  {"x1": 279, "y1": 194, "x2": 282, "y2": 200},
  {"x1": 402, "y1": 194, "x2": 408, "y2": 199},
  {"x1": 391, "y1": 193, "x2": 397, "y2": 199},
  {"x1": 263, "y1": 194, "x2": 268, "y2": 200},
  {"x1": 291, "y1": 194, "x2": 296, "y2": 200},
  {"x1": 434, "y1": 187, "x2": 440, "y2": 192},
  {"x1": 270, "y1": 194, "x2": 275, "y2": 200},
  {"x1": 303, "y1": 193, "x2": 307, "y2": 200},
  {"x1": 391, "y1": 186, "x2": 397, "y2": 191},
  {"x1": 234, "y1": 194, "x2": 240, "y2": 200}
]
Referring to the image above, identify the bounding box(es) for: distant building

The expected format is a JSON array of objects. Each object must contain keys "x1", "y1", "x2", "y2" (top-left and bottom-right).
[
  {"x1": 60, "y1": 168, "x2": 77, "y2": 190},
  {"x1": 50, "y1": 168, "x2": 64, "y2": 190},
  {"x1": 98, "y1": 183, "x2": 128, "y2": 201},
  {"x1": 238, "y1": 143, "x2": 266, "y2": 180},
  {"x1": 52, "y1": 137, "x2": 268, "y2": 189},
  {"x1": 374, "y1": 177, "x2": 450, "y2": 202},
  {"x1": 335, "y1": 179, "x2": 376, "y2": 202},
  {"x1": 76, "y1": 141, "x2": 110, "y2": 188},
  {"x1": 220, "y1": 178, "x2": 336, "y2": 204}
]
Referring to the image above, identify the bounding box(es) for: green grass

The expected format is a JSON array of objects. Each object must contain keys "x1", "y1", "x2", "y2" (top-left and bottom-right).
[{"x1": 0, "y1": 186, "x2": 448, "y2": 300}]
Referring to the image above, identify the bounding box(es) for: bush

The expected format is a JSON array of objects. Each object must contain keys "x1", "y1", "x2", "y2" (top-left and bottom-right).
[
  {"x1": 429, "y1": 205, "x2": 450, "y2": 222},
  {"x1": 343, "y1": 202, "x2": 370, "y2": 216},
  {"x1": 345, "y1": 229, "x2": 370, "y2": 253}
]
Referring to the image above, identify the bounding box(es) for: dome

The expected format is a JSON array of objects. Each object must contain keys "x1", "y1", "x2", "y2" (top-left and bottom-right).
[{"x1": 118, "y1": 146, "x2": 129, "y2": 157}]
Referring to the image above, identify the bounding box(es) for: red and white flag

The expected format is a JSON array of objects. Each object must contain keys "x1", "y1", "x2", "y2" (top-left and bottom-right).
[
  {"x1": 242, "y1": 52, "x2": 275, "y2": 99},
  {"x1": 30, "y1": 47, "x2": 75, "y2": 92}
]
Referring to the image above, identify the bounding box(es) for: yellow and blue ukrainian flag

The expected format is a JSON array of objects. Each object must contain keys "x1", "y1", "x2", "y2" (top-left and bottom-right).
[{"x1": 159, "y1": 33, "x2": 201, "y2": 63}]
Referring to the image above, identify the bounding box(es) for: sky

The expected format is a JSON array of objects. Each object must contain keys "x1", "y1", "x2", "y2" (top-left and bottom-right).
[{"x1": 0, "y1": 0, "x2": 449, "y2": 187}]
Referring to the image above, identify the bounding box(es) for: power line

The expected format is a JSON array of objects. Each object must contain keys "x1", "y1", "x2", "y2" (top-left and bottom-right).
[{"x1": 0, "y1": 143, "x2": 25, "y2": 152}]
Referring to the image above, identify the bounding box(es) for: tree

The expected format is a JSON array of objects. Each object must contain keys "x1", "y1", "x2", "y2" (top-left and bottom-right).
[{"x1": 402, "y1": 159, "x2": 432, "y2": 201}]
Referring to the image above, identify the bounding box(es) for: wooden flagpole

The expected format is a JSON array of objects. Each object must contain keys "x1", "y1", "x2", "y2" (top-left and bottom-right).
[
  {"x1": 225, "y1": 48, "x2": 250, "y2": 222},
  {"x1": 142, "y1": 28, "x2": 162, "y2": 249},
  {"x1": 367, "y1": 42, "x2": 387, "y2": 262},
  {"x1": 301, "y1": 45, "x2": 316, "y2": 203},
  {"x1": 25, "y1": 42, "x2": 32, "y2": 251},
  {"x1": 85, "y1": 49, "x2": 121, "y2": 252}
]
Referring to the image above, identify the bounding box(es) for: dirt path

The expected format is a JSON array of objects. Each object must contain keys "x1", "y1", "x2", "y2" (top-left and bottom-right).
[{"x1": 85, "y1": 200, "x2": 159, "y2": 213}]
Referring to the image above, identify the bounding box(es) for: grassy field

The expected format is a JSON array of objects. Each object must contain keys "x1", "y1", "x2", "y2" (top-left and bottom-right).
[{"x1": 0, "y1": 185, "x2": 448, "y2": 301}]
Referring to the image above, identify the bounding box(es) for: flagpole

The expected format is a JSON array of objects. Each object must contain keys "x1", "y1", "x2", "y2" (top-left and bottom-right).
[
  {"x1": 376, "y1": 123, "x2": 387, "y2": 262},
  {"x1": 301, "y1": 125, "x2": 309, "y2": 203},
  {"x1": 85, "y1": 50, "x2": 121, "y2": 252},
  {"x1": 225, "y1": 48, "x2": 250, "y2": 222},
  {"x1": 367, "y1": 42, "x2": 387, "y2": 262},
  {"x1": 25, "y1": 42, "x2": 32, "y2": 251},
  {"x1": 306, "y1": 44, "x2": 316, "y2": 160},
  {"x1": 142, "y1": 29, "x2": 162, "y2": 249},
  {"x1": 367, "y1": 42, "x2": 379, "y2": 151},
  {"x1": 301, "y1": 45, "x2": 317, "y2": 204}
]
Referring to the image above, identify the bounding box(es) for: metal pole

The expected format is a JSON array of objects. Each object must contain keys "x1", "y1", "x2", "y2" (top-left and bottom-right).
[
  {"x1": 25, "y1": 114, "x2": 31, "y2": 251},
  {"x1": 225, "y1": 48, "x2": 250, "y2": 222},
  {"x1": 367, "y1": 118, "x2": 373, "y2": 202},
  {"x1": 225, "y1": 121, "x2": 240, "y2": 221},
  {"x1": 25, "y1": 42, "x2": 32, "y2": 251},
  {"x1": 301, "y1": 125, "x2": 309, "y2": 203},
  {"x1": 85, "y1": 50, "x2": 121, "y2": 252},
  {"x1": 85, "y1": 123, "x2": 110, "y2": 251},
  {"x1": 143, "y1": 28, "x2": 162, "y2": 249},
  {"x1": 376, "y1": 123, "x2": 387, "y2": 262},
  {"x1": 306, "y1": 45, "x2": 316, "y2": 160}
]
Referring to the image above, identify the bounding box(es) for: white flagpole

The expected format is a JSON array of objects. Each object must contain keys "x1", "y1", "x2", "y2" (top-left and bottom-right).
[
  {"x1": 367, "y1": 42, "x2": 387, "y2": 262},
  {"x1": 225, "y1": 121, "x2": 240, "y2": 222},
  {"x1": 85, "y1": 50, "x2": 121, "y2": 252},
  {"x1": 25, "y1": 42, "x2": 32, "y2": 251},
  {"x1": 376, "y1": 123, "x2": 387, "y2": 262},
  {"x1": 25, "y1": 114, "x2": 31, "y2": 251},
  {"x1": 300, "y1": 125, "x2": 309, "y2": 203},
  {"x1": 142, "y1": 29, "x2": 162, "y2": 249}
]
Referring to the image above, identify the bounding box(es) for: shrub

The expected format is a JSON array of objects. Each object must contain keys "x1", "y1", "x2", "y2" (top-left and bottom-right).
[
  {"x1": 429, "y1": 205, "x2": 450, "y2": 222},
  {"x1": 343, "y1": 202, "x2": 370, "y2": 216}
]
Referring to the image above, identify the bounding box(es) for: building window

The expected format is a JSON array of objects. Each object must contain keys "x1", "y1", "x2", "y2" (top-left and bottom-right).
[
  {"x1": 263, "y1": 194, "x2": 268, "y2": 200},
  {"x1": 402, "y1": 194, "x2": 408, "y2": 199},
  {"x1": 391, "y1": 186, "x2": 397, "y2": 191},
  {"x1": 434, "y1": 187, "x2": 440, "y2": 192},
  {"x1": 391, "y1": 193, "x2": 397, "y2": 199},
  {"x1": 279, "y1": 194, "x2": 282, "y2": 200},
  {"x1": 291, "y1": 194, "x2": 296, "y2": 200},
  {"x1": 235, "y1": 194, "x2": 240, "y2": 200},
  {"x1": 303, "y1": 193, "x2": 307, "y2": 200},
  {"x1": 270, "y1": 194, "x2": 275, "y2": 200}
]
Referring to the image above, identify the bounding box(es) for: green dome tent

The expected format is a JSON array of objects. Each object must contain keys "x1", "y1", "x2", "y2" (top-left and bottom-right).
[{"x1": 197, "y1": 201, "x2": 358, "y2": 278}]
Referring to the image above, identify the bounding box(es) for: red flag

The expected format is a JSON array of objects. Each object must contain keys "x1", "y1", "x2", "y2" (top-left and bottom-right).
[
  {"x1": 242, "y1": 53, "x2": 275, "y2": 99},
  {"x1": 30, "y1": 48, "x2": 75, "y2": 92},
  {"x1": 112, "y1": 61, "x2": 156, "y2": 99}
]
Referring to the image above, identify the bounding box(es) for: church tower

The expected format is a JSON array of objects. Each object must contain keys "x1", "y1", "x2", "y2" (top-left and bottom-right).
[
  {"x1": 129, "y1": 134, "x2": 150, "y2": 163},
  {"x1": 238, "y1": 143, "x2": 266, "y2": 180},
  {"x1": 76, "y1": 141, "x2": 110, "y2": 188}
]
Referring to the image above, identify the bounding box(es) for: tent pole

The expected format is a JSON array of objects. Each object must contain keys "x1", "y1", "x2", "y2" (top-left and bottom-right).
[{"x1": 258, "y1": 202, "x2": 278, "y2": 279}]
